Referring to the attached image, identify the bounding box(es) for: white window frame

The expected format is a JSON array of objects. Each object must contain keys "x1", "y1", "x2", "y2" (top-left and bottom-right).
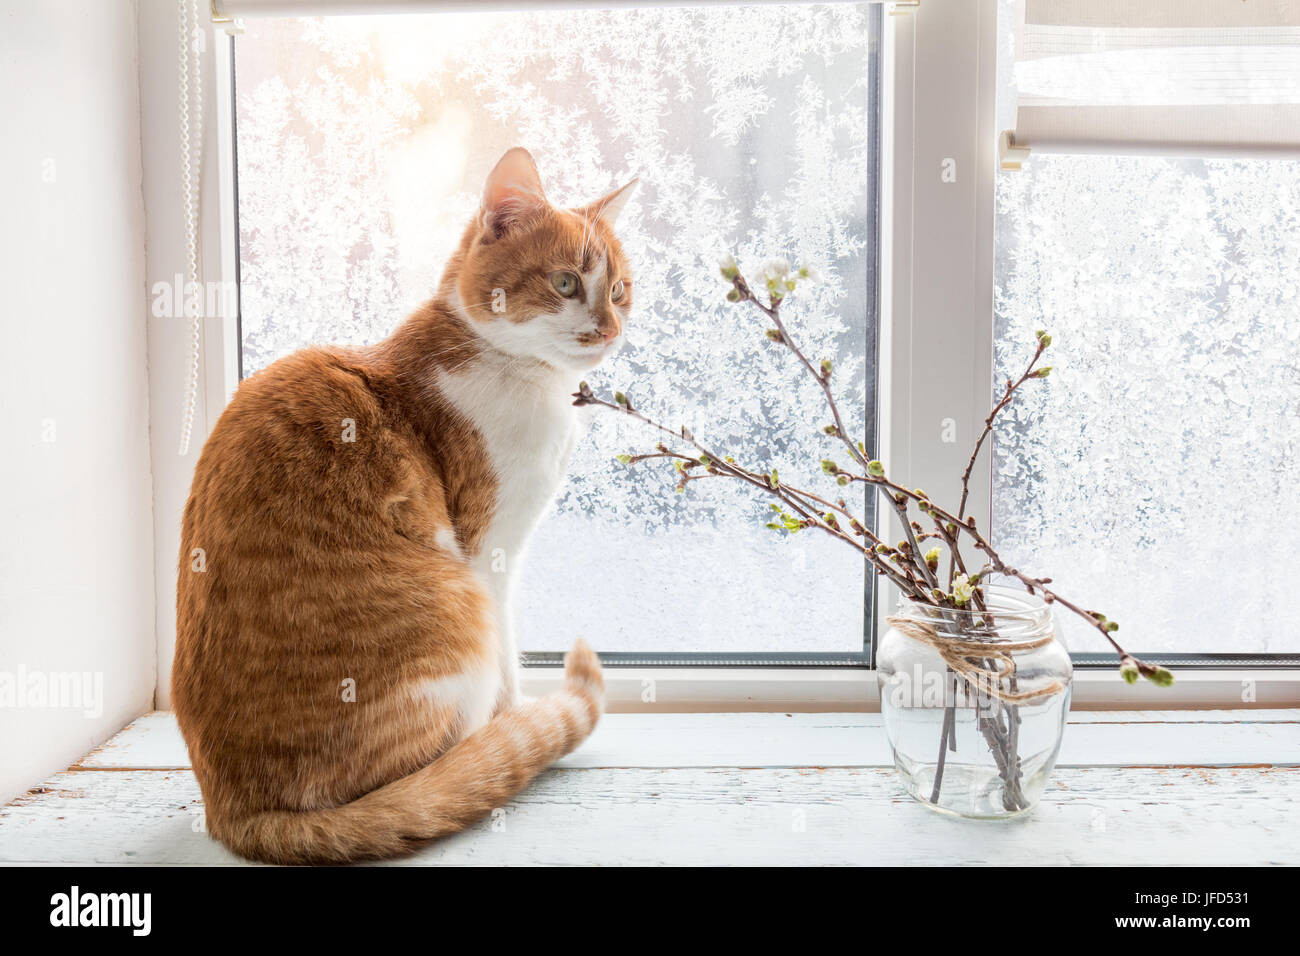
[{"x1": 139, "y1": 0, "x2": 1300, "y2": 711}]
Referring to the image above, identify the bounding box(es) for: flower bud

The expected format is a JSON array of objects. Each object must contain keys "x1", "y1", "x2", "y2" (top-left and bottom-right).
[{"x1": 1146, "y1": 666, "x2": 1175, "y2": 687}]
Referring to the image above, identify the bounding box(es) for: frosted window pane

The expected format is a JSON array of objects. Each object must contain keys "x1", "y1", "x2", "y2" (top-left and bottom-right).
[
  {"x1": 994, "y1": 5, "x2": 1300, "y2": 655},
  {"x1": 234, "y1": 6, "x2": 878, "y2": 656}
]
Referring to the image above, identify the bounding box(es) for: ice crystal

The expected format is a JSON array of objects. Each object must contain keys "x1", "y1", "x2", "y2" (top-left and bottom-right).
[
  {"x1": 993, "y1": 1, "x2": 1300, "y2": 654},
  {"x1": 236, "y1": 6, "x2": 878, "y2": 653}
]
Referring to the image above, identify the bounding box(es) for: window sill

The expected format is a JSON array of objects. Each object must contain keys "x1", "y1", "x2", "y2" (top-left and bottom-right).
[
  {"x1": 520, "y1": 665, "x2": 1300, "y2": 712},
  {"x1": 1, "y1": 709, "x2": 1296, "y2": 865}
]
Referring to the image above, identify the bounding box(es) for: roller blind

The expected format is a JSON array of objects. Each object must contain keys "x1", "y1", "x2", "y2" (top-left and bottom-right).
[
  {"x1": 213, "y1": 0, "x2": 904, "y2": 16},
  {"x1": 1002, "y1": 0, "x2": 1300, "y2": 165}
]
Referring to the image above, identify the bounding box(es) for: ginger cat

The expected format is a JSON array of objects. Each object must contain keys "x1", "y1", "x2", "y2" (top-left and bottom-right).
[{"x1": 173, "y1": 148, "x2": 634, "y2": 864}]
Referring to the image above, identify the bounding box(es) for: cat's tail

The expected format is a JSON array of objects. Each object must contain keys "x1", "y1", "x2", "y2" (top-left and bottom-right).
[{"x1": 216, "y1": 639, "x2": 604, "y2": 865}]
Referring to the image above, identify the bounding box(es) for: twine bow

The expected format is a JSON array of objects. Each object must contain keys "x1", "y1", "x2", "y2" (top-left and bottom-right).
[{"x1": 885, "y1": 615, "x2": 1067, "y2": 705}]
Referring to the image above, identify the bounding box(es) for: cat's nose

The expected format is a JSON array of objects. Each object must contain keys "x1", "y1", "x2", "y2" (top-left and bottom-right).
[{"x1": 599, "y1": 325, "x2": 620, "y2": 344}]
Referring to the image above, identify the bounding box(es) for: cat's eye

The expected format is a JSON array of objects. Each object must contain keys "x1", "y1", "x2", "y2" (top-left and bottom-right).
[
  {"x1": 549, "y1": 271, "x2": 581, "y2": 298},
  {"x1": 610, "y1": 279, "x2": 626, "y2": 303}
]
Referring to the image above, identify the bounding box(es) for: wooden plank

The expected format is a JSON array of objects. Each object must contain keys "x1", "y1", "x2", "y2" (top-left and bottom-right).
[
  {"x1": 73, "y1": 712, "x2": 892, "y2": 770},
  {"x1": 1069, "y1": 709, "x2": 1299, "y2": 724},
  {"x1": 1063, "y1": 719, "x2": 1300, "y2": 767},
  {"x1": 74, "y1": 711, "x2": 1300, "y2": 771},
  {"x1": 568, "y1": 713, "x2": 890, "y2": 768},
  {"x1": 0, "y1": 771, "x2": 230, "y2": 866},
  {"x1": 75, "y1": 711, "x2": 190, "y2": 769},
  {"x1": 1, "y1": 766, "x2": 1295, "y2": 866}
]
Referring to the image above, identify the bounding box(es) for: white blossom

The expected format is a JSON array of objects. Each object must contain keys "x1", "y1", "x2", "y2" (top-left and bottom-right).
[
  {"x1": 951, "y1": 573, "x2": 974, "y2": 606},
  {"x1": 761, "y1": 258, "x2": 791, "y2": 283}
]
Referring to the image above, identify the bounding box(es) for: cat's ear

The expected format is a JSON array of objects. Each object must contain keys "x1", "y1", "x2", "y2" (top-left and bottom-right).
[
  {"x1": 481, "y1": 147, "x2": 548, "y2": 240},
  {"x1": 577, "y1": 178, "x2": 639, "y2": 226}
]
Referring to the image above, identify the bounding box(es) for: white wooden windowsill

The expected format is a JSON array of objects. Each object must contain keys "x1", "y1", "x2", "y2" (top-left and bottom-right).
[{"x1": 1, "y1": 710, "x2": 1296, "y2": 865}]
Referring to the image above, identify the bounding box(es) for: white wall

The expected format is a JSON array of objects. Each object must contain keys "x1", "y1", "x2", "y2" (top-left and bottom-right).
[{"x1": 0, "y1": 0, "x2": 156, "y2": 804}]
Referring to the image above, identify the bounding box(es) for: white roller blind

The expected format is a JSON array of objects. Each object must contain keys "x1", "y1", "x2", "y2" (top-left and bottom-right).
[
  {"x1": 1002, "y1": 0, "x2": 1300, "y2": 163},
  {"x1": 214, "y1": 0, "x2": 903, "y2": 16}
]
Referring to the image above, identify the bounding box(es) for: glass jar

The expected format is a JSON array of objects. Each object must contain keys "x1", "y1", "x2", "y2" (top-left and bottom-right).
[{"x1": 876, "y1": 587, "x2": 1072, "y2": 818}]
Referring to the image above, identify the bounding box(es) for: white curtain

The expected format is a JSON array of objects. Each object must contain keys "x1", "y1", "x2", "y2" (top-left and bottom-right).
[{"x1": 1005, "y1": 0, "x2": 1300, "y2": 159}]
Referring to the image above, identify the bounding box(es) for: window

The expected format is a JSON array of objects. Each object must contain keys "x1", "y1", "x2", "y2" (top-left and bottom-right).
[
  {"x1": 992, "y1": 0, "x2": 1300, "y2": 662},
  {"x1": 148, "y1": 0, "x2": 1296, "y2": 711},
  {"x1": 233, "y1": 5, "x2": 882, "y2": 663}
]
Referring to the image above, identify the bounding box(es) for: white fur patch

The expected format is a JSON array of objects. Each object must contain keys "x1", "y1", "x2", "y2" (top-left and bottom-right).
[
  {"x1": 434, "y1": 528, "x2": 463, "y2": 560},
  {"x1": 434, "y1": 332, "x2": 581, "y2": 703},
  {"x1": 407, "y1": 663, "x2": 500, "y2": 737}
]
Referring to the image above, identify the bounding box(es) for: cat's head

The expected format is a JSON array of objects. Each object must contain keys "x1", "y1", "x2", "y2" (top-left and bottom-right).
[{"x1": 451, "y1": 148, "x2": 637, "y2": 371}]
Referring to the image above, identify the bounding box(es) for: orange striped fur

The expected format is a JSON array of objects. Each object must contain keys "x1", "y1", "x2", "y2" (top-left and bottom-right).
[{"x1": 173, "y1": 149, "x2": 634, "y2": 864}]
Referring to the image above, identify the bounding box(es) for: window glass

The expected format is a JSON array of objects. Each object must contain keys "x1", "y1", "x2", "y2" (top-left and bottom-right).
[
  {"x1": 994, "y1": 0, "x2": 1300, "y2": 655},
  {"x1": 235, "y1": 5, "x2": 880, "y2": 657}
]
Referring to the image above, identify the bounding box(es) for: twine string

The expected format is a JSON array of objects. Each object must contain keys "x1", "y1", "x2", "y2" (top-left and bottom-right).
[{"x1": 885, "y1": 615, "x2": 1067, "y2": 705}]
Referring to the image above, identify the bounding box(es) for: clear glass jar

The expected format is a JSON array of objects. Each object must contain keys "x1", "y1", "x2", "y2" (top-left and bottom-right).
[{"x1": 877, "y1": 587, "x2": 1072, "y2": 818}]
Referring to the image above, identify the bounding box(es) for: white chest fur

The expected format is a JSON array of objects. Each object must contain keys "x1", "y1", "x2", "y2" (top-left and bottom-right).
[{"x1": 435, "y1": 354, "x2": 579, "y2": 613}]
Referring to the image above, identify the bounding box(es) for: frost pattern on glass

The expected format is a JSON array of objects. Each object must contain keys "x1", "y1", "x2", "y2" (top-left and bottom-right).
[
  {"x1": 235, "y1": 7, "x2": 876, "y2": 654},
  {"x1": 994, "y1": 5, "x2": 1300, "y2": 655}
]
